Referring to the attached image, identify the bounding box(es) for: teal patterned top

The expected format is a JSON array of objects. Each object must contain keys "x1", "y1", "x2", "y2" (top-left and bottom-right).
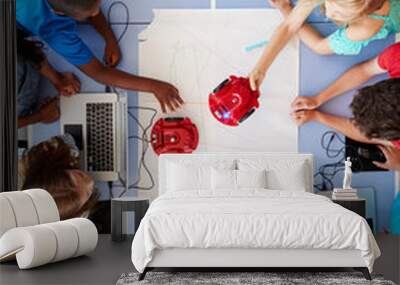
[{"x1": 327, "y1": 0, "x2": 400, "y2": 55}]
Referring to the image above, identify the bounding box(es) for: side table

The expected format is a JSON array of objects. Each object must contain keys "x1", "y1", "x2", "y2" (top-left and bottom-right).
[
  {"x1": 111, "y1": 197, "x2": 150, "y2": 242},
  {"x1": 332, "y1": 198, "x2": 366, "y2": 218}
]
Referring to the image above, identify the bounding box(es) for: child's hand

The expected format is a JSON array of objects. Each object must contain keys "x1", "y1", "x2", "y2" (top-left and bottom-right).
[
  {"x1": 249, "y1": 68, "x2": 266, "y2": 91},
  {"x1": 291, "y1": 110, "x2": 317, "y2": 126},
  {"x1": 152, "y1": 81, "x2": 184, "y2": 113},
  {"x1": 55, "y1": 72, "x2": 81, "y2": 97},
  {"x1": 39, "y1": 97, "x2": 60, "y2": 124},
  {"x1": 373, "y1": 145, "x2": 400, "y2": 171},
  {"x1": 291, "y1": 96, "x2": 321, "y2": 111},
  {"x1": 269, "y1": 0, "x2": 292, "y2": 14},
  {"x1": 105, "y1": 39, "x2": 122, "y2": 67}
]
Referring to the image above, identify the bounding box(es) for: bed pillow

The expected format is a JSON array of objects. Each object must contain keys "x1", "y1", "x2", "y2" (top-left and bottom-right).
[
  {"x1": 167, "y1": 160, "x2": 235, "y2": 192},
  {"x1": 237, "y1": 159, "x2": 308, "y2": 192},
  {"x1": 211, "y1": 168, "x2": 236, "y2": 190},
  {"x1": 211, "y1": 169, "x2": 268, "y2": 190},
  {"x1": 236, "y1": 169, "x2": 267, "y2": 189}
]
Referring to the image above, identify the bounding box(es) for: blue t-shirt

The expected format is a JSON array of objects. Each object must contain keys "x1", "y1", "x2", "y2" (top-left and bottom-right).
[
  {"x1": 16, "y1": 0, "x2": 94, "y2": 66},
  {"x1": 17, "y1": 56, "x2": 42, "y2": 117}
]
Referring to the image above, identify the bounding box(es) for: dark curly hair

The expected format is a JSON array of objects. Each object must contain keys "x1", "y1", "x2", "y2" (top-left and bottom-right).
[
  {"x1": 21, "y1": 137, "x2": 99, "y2": 220},
  {"x1": 350, "y1": 78, "x2": 400, "y2": 141}
]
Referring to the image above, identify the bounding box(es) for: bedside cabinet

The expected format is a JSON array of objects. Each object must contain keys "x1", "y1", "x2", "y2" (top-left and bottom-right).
[
  {"x1": 333, "y1": 199, "x2": 366, "y2": 218},
  {"x1": 317, "y1": 191, "x2": 374, "y2": 230},
  {"x1": 111, "y1": 197, "x2": 150, "y2": 242},
  {"x1": 332, "y1": 199, "x2": 373, "y2": 230}
]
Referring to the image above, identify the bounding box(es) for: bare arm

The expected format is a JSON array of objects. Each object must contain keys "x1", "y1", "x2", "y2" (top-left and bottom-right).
[
  {"x1": 88, "y1": 11, "x2": 117, "y2": 44},
  {"x1": 39, "y1": 60, "x2": 81, "y2": 96},
  {"x1": 297, "y1": 25, "x2": 332, "y2": 55},
  {"x1": 316, "y1": 112, "x2": 372, "y2": 143},
  {"x1": 277, "y1": 2, "x2": 385, "y2": 56},
  {"x1": 292, "y1": 57, "x2": 385, "y2": 110},
  {"x1": 18, "y1": 113, "x2": 41, "y2": 128},
  {"x1": 79, "y1": 58, "x2": 183, "y2": 113},
  {"x1": 277, "y1": 2, "x2": 333, "y2": 55},
  {"x1": 317, "y1": 57, "x2": 384, "y2": 104},
  {"x1": 18, "y1": 97, "x2": 60, "y2": 128},
  {"x1": 249, "y1": 0, "x2": 317, "y2": 90},
  {"x1": 292, "y1": 110, "x2": 374, "y2": 143},
  {"x1": 39, "y1": 59, "x2": 62, "y2": 86},
  {"x1": 88, "y1": 11, "x2": 121, "y2": 67},
  {"x1": 80, "y1": 58, "x2": 165, "y2": 92},
  {"x1": 297, "y1": 17, "x2": 388, "y2": 57}
]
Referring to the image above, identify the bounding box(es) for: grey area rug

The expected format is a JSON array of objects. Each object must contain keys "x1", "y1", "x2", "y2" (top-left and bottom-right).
[{"x1": 116, "y1": 272, "x2": 396, "y2": 285}]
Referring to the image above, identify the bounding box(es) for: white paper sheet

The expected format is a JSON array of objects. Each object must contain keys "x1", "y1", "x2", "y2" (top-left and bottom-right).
[{"x1": 138, "y1": 9, "x2": 299, "y2": 193}]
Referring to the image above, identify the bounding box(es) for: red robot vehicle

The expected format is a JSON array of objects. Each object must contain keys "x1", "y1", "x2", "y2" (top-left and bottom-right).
[
  {"x1": 150, "y1": 117, "x2": 199, "y2": 156},
  {"x1": 209, "y1": 75, "x2": 260, "y2": 126}
]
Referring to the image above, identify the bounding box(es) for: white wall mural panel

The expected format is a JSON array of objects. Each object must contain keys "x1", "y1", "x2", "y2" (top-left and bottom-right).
[{"x1": 138, "y1": 9, "x2": 299, "y2": 193}]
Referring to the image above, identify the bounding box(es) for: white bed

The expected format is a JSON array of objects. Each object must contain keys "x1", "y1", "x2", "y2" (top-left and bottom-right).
[{"x1": 131, "y1": 153, "x2": 380, "y2": 280}]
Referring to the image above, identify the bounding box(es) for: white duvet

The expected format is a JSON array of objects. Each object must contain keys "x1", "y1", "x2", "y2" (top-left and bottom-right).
[{"x1": 131, "y1": 190, "x2": 380, "y2": 272}]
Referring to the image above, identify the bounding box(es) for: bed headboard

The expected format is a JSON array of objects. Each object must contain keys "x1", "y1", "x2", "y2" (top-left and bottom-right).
[{"x1": 159, "y1": 153, "x2": 314, "y2": 195}]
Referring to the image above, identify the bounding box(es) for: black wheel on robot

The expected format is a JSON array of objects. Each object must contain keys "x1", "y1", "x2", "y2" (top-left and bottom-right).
[
  {"x1": 239, "y1": 108, "x2": 256, "y2": 123},
  {"x1": 213, "y1": 78, "x2": 230, "y2": 94}
]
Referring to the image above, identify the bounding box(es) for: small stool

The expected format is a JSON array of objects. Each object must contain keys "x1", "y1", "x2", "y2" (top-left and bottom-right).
[{"x1": 111, "y1": 197, "x2": 150, "y2": 242}]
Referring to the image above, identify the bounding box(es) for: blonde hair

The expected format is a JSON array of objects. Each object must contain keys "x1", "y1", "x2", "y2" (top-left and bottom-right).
[{"x1": 300, "y1": 0, "x2": 386, "y2": 23}]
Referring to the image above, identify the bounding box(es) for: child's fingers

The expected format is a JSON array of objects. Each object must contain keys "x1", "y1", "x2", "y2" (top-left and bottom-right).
[
  {"x1": 249, "y1": 76, "x2": 258, "y2": 92},
  {"x1": 159, "y1": 101, "x2": 167, "y2": 113},
  {"x1": 372, "y1": 161, "x2": 388, "y2": 170},
  {"x1": 107, "y1": 52, "x2": 120, "y2": 67},
  {"x1": 290, "y1": 111, "x2": 300, "y2": 120},
  {"x1": 173, "y1": 97, "x2": 183, "y2": 109},
  {"x1": 171, "y1": 95, "x2": 182, "y2": 110},
  {"x1": 107, "y1": 55, "x2": 113, "y2": 67},
  {"x1": 165, "y1": 98, "x2": 177, "y2": 113},
  {"x1": 172, "y1": 85, "x2": 180, "y2": 96},
  {"x1": 108, "y1": 55, "x2": 116, "y2": 67},
  {"x1": 113, "y1": 53, "x2": 121, "y2": 66},
  {"x1": 105, "y1": 53, "x2": 114, "y2": 67},
  {"x1": 291, "y1": 99, "x2": 303, "y2": 110},
  {"x1": 73, "y1": 82, "x2": 80, "y2": 93},
  {"x1": 73, "y1": 75, "x2": 81, "y2": 91},
  {"x1": 170, "y1": 87, "x2": 184, "y2": 105},
  {"x1": 175, "y1": 95, "x2": 185, "y2": 105},
  {"x1": 168, "y1": 97, "x2": 179, "y2": 110},
  {"x1": 290, "y1": 98, "x2": 298, "y2": 108},
  {"x1": 377, "y1": 145, "x2": 391, "y2": 158},
  {"x1": 294, "y1": 103, "x2": 306, "y2": 111},
  {"x1": 290, "y1": 114, "x2": 303, "y2": 126},
  {"x1": 172, "y1": 93, "x2": 184, "y2": 106}
]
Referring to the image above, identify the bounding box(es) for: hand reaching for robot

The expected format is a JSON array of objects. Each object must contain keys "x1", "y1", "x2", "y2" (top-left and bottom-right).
[
  {"x1": 248, "y1": 68, "x2": 265, "y2": 92},
  {"x1": 152, "y1": 81, "x2": 185, "y2": 113}
]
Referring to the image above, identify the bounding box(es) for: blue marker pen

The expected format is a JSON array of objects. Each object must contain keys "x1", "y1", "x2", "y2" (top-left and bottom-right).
[{"x1": 244, "y1": 40, "x2": 269, "y2": 53}]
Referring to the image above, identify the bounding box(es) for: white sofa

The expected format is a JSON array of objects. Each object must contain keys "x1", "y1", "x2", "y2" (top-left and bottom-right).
[{"x1": 0, "y1": 189, "x2": 98, "y2": 269}]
